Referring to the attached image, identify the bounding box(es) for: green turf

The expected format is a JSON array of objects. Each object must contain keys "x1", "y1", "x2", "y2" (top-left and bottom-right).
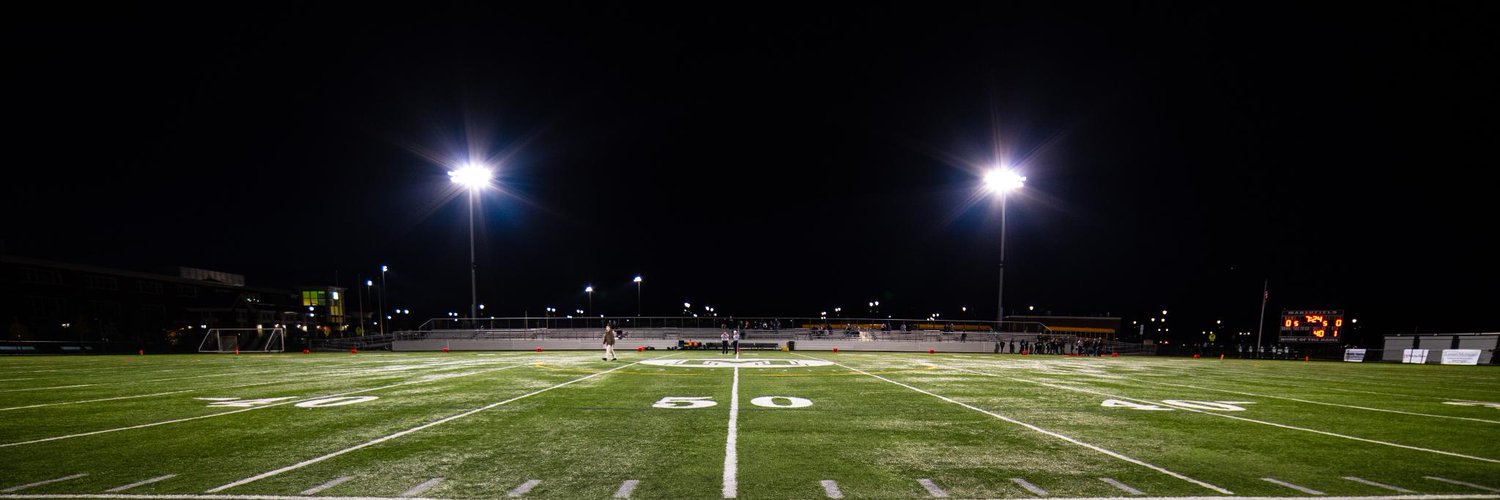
[{"x1": 1, "y1": 351, "x2": 1497, "y2": 499}]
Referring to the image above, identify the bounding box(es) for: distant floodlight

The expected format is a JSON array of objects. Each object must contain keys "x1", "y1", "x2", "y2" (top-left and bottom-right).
[
  {"x1": 449, "y1": 163, "x2": 494, "y2": 189},
  {"x1": 366, "y1": 280, "x2": 373, "y2": 286},
  {"x1": 479, "y1": 304, "x2": 485, "y2": 310},
  {"x1": 381, "y1": 265, "x2": 388, "y2": 272},
  {"x1": 984, "y1": 168, "x2": 1026, "y2": 193},
  {"x1": 684, "y1": 302, "x2": 691, "y2": 308},
  {"x1": 585, "y1": 286, "x2": 593, "y2": 293},
  {"x1": 633, "y1": 276, "x2": 642, "y2": 283}
]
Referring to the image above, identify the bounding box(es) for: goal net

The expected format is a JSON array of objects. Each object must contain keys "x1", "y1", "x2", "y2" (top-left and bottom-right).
[{"x1": 199, "y1": 327, "x2": 285, "y2": 353}]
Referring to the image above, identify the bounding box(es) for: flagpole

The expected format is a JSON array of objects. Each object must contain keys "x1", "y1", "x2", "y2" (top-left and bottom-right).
[{"x1": 1255, "y1": 279, "x2": 1268, "y2": 359}]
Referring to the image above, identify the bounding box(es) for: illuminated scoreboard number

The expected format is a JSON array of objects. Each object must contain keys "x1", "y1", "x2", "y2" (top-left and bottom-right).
[{"x1": 1279, "y1": 309, "x2": 1344, "y2": 343}]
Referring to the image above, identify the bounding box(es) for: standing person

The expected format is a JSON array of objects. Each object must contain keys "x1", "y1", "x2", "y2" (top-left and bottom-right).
[
  {"x1": 602, "y1": 324, "x2": 617, "y2": 361},
  {"x1": 731, "y1": 328, "x2": 741, "y2": 355},
  {"x1": 720, "y1": 329, "x2": 731, "y2": 355}
]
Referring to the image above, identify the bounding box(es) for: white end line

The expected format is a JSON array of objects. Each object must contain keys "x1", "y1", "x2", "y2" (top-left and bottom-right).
[
  {"x1": 1344, "y1": 477, "x2": 1415, "y2": 493},
  {"x1": 299, "y1": 476, "x2": 353, "y2": 495},
  {"x1": 105, "y1": 475, "x2": 178, "y2": 493},
  {"x1": 1012, "y1": 478, "x2": 1049, "y2": 496},
  {"x1": 400, "y1": 478, "x2": 443, "y2": 498},
  {"x1": 613, "y1": 480, "x2": 640, "y2": 498},
  {"x1": 820, "y1": 480, "x2": 843, "y2": 499},
  {"x1": 1100, "y1": 478, "x2": 1145, "y2": 495},
  {"x1": 2, "y1": 474, "x2": 89, "y2": 493},
  {"x1": 800, "y1": 356, "x2": 1232, "y2": 495},
  {"x1": 1262, "y1": 478, "x2": 1326, "y2": 495},
  {"x1": 723, "y1": 366, "x2": 741, "y2": 499},
  {"x1": 1427, "y1": 477, "x2": 1500, "y2": 493},
  {"x1": 208, "y1": 358, "x2": 664, "y2": 493},
  {"x1": 505, "y1": 480, "x2": 539, "y2": 497},
  {"x1": 917, "y1": 479, "x2": 948, "y2": 498}
]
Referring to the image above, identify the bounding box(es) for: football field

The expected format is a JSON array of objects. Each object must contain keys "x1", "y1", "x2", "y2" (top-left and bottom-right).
[{"x1": 1, "y1": 350, "x2": 1497, "y2": 499}]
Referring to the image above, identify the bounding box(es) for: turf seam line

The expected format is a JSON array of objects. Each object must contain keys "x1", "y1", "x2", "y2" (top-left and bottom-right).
[
  {"x1": 1100, "y1": 478, "x2": 1145, "y2": 495},
  {"x1": 799, "y1": 356, "x2": 1233, "y2": 495},
  {"x1": 2, "y1": 475, "x2": 89, "y2": 493},
  {"x1": 207, "y1": 356, "x2": 673, "y2": 493},
  {"x1": 1262, "y1": 478, "x2": 1326, "y2": 495},
  {"x1": 723, "y1": 366, "x2": 741, "y2": 499},
  {"x1": 505, "y1": 480, "x2": 539, "y2": 498},
  {"x1": 1426, "y1": 477, "x2": 1500, "y2": 493},
  {"x1": 105, "y1": 475, "x2": 178, "y2": 493},
  {"x1": 1344, "y1": 477, "x2": 1415, "y2": 493},
  {"x1": 987, "y1": 371, "x2": 1500, "y2": 465},
  {"x1": 299, "y1": 477, "x2": 353, "y2": 495},
  {"x1": 0, "y1": 384, "x2": 95, "y2": 393},
  {"x1": 820, "y1": 480, "x2": 843, "y2": 499},
  {"x1": 0, "y1": 364, "x2": 526, "y2": 448},
  {"x1": 613, "y1": 480, "x2": 639, "y2": 498},
  {"x1": 1012, "y1": 478, "x2": 1049, "y2": 496},
  {"x1": 917, "y1": 479, "x2": 948, "y2": 498},
  {"x1": 400, "y1": 479, "x2": 443, "y2": 498}
]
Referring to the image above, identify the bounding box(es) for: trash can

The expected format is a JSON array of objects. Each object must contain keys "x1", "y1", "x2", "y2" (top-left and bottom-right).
[{"x1": 787, "y1": 340, "x2": 796, "y2": 351}]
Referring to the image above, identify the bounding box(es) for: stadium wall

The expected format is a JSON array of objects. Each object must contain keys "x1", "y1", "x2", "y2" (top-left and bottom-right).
[{"x1": 394, "y1": 338, "x2": 1002, "y2": 353}]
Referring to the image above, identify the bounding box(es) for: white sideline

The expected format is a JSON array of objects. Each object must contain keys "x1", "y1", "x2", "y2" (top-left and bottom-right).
[
  {"x1": 504, "y1": 480, "x2": 539, "y2": 497},
  {"x1": 613, "y1": 480, "x2": 639, "y2": 498},
  {"x1": 722, "y1": 366, "x2": 741, "y2": 499},
  {"x1": 1427, "y1": 477, "x2": 1500, "y2": 493},
  {"x1": 1, "y1": 494, "x2": 1498, "y2": 500},
  {"x1": 106, "y1": 475, "x2": 178, "y2": 493},
  {"x1": 207, "y1": 357, "x2": 666, "y2": 493},
  {"x1": 1262, "y1": 478, "x2": 1325, "y2": 495},
  {"x1": 917, "y1": 479, "x2": 949, "y2": 498},
  {"x1": 399, "y1": 479, "x2": 443, "y2": 498},
  {"x1": 299, "y1": 477, "x2": 353, "y2": 495},
  {"x1": 1100, "y1": 478, "x2": 1145, "y2": 495},
  {"x1": 797, "y1": 356, "x2": 1233, "y2": 495},
  {"x1": 1013, "y1": 478, "x2": 1049, "y2": 496},
  {"x1": 1137, "y1": 379, "x2": 1500, "y2": 425},
  {"x1": 2, "y1": 475, "x2": 88, "y2": 493},
  {"x1": 820, "y1": 480, "x2": 843, "y2": 499},
  {"x1": 0, "y1": 364, "x2": 524, "y2": 448},
  {"x1": 1344, "y1": 477, "x2": 1415, "y2": 493},
  {"x1": 983, "y1": 371, "x2": 1500, "y2": 465}
]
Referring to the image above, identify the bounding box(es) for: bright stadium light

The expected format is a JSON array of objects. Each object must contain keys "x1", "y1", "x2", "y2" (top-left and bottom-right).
[
  {"x1": 985, "y1": 166, "x2": 1025, "y2": 329},
  {"x1": 984, "y1": 168, "x2": 1026, "y2": 193},
  {"x1": 449, "y1": 163, "x2": 494, "y2": 322},
  {"x1": 448, "y1": 163, "x2": 494, "y2": 190}
]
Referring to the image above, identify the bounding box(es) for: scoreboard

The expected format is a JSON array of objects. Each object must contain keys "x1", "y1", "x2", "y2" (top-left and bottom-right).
[{"x1": 1279, "y1": 309, "x2": 1345, "y2": 343}]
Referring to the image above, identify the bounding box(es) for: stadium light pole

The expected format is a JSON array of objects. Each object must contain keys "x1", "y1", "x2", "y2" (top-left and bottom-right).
[
  {"x1": 984, "y1": 167, "x2": 1026, "y2": 330},
  {"x1": 449, "y1": 163, "x2": 494, "y2": 324},
  {"x1": 633, "y1": 276, "x2": 643, "y2": 316},
  {"x1": 585, "y1": 285, "x2": 594, "y2": 316},
  {"x1": 378, "y1": 266, "x2": 388, "y2": 335}
]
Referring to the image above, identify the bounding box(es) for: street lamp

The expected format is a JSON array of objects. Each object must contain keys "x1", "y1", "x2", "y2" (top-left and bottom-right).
[
  {"x1": 633, "y1": 276, "x2": 643, "y2": 316},
  {"x1": 984, "y1": 167, "x2": 1025, "y2": 329},
  {"x1": 379, "y1": 266, "x2": 388, "y2": 335},
  {"x1": 584, "y1": 285, "x2": 594, "y2": 315},
  {"x1": 450, "y1": 163, "x2": 493, "y2": 323}
]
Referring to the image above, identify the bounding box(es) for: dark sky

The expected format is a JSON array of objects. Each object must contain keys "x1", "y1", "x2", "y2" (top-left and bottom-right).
[{"x1": 4, "y1": 4, "x2": 1497, "y2": 340}]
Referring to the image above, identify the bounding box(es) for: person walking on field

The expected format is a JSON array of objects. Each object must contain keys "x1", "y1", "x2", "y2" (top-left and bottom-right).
[{"x1": 602, "y1": 324, "x2": 617, "y2": 361}]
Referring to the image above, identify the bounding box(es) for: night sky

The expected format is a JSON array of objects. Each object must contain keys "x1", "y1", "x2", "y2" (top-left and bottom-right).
[{"x1": 4, "y1": 4, "x2": 1497, "y2": 340}]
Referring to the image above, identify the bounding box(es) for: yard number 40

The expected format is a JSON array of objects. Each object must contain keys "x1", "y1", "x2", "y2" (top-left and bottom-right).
[{"x1": 653, "y1": 396, "x2": 812, "y2": 409}]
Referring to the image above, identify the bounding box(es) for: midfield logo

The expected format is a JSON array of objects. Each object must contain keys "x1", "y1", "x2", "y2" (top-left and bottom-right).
[{"x1": 641, "y1": 359, "x2": 833, "y2": 368}]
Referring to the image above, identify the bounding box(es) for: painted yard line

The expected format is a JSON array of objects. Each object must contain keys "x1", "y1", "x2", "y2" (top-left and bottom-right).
[
  {"x1": 0, "y1": 378, "x2": 35, "y2": 382},
  {"x1": 1099, "y1": 478, "x2": 1144, "y2": 495},
  {"x1": 2, "y1": 475, "x2": 89, "y2": 493},
  {"x1": 0, "y1": 492, "x2": 1494, "y2": 495},
  {"x1": 106, "y1": 475, "x2": 178, "y2": 493},
  {"x1": 299, "y1": 477, "x2": 353, "y2": 495},
  {"x1": 1, "y1": 390, "x2": 199, "y2": 412},
  {"x1": 1133, "y1": 379, "x2": 1500, "y2": 425},
  {"x1": 612, "y1": 480, "x2": 639, "y2": 499},
  {"x1": 1343, "y1": 477, "x2": 1415, "y2": 494},
  {"x1": 504, "y1": 480, "x2": 539, "y2": 498},
  {"x1": 400, "y1": 479, "x2": 444, "y2": 498},
  {"x1": 990, "y1": 372, "x2": 1500, "y2": 465},
  {"x1": 207, "y1": 356, "x2": 670, "y2": 493},
  {"x1": 1012, "y1": 478, "x2": 1049, "y2": 496},
  {"x1": 1263, "y1": 478, "x2": 1326, "y2": 495},
  {"x1": 723, "y1": 366, "x2": 741, "y2": 499},
  {"x1": 820, "y1": 480, "x2": 843, "y2": 499},
  {"x1": 1427, "y1": 477, "x2": 1500, "y2": 493},
  {"x1": 0, "y1": 364, "x2": 525, "y2": 448},
  {"x1": 797, "y1": 356, "x2": 1232, "y2": 495},
  {"x1": 0, "y1": 384, "x2": 95, "y2": 393},
  {"x1": 917, "y1": 479, "x2": 949, "y2": 498}
]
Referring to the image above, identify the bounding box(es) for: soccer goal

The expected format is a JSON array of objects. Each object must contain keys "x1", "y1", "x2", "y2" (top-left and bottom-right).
[{"x1": 198, "y1": 327, "x2": 285, "y2": 353}]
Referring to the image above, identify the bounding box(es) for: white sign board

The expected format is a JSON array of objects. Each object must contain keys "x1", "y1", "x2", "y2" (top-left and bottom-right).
[
  {"x1": 1343, "y1": 349, "x2": 1367, "y2": 362},
  {"x1": 1440, "y1": 349, "x2": 1482, "y2": 366},
  {"x1": 1402, "y1": 349, "x2": 1429, "y2": 364}
]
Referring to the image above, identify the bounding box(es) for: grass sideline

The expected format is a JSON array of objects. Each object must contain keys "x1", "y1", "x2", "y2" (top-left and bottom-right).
[{"x1": 1, "y1": 351, "x2": 1497, "y2": 499}]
